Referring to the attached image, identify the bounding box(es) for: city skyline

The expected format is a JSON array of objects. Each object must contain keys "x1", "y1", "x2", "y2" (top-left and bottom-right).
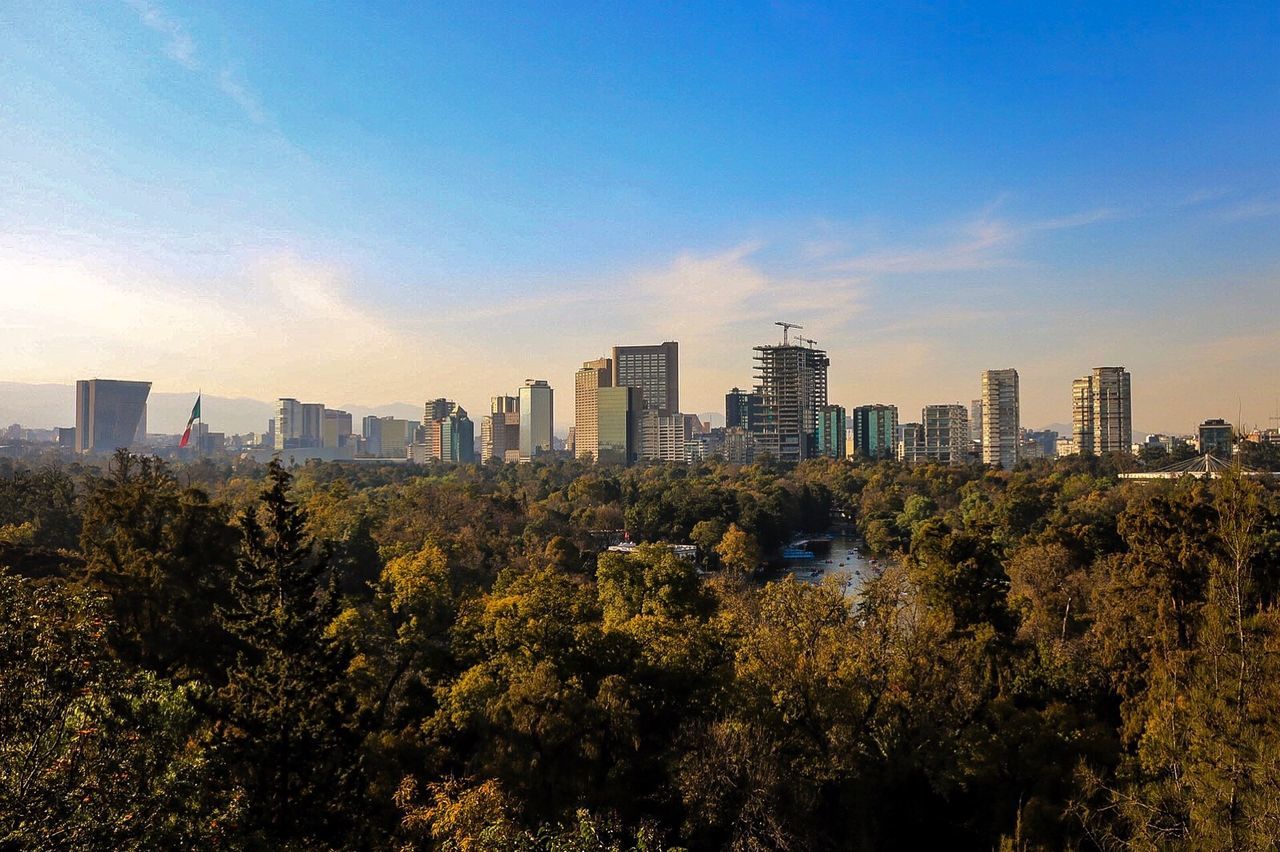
[
  {"x1": 2, "y1": 3, "x2": 1277, "y2": 432},
  {"x1": 3, "y1": 343, "x2": 1277, "y2": 440}
]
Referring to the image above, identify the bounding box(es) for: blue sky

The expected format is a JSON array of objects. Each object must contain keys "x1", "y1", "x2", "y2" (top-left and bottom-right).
[{"x1": 1, "y1": 1, "x2": 1277, "y2": 432}]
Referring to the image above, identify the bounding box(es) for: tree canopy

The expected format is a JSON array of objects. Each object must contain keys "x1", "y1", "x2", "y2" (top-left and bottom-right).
[{"x1": 2, "y1": 451, "x2": 1278, "y2": 849}]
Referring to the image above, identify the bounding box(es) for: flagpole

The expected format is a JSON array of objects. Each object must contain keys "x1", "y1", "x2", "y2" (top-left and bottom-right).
[{"x1": 197, "y1": 387, "x2": 202, "y2": 459}]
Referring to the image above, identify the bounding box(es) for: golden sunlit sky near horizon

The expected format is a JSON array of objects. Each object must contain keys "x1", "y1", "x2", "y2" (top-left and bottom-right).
[{"x1": 2, "y1": 1, "x2": 1277, "y2": 433}]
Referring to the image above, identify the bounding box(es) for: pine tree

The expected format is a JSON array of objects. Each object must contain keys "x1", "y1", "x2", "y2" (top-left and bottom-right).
[{"x1": 217, "y1": 459, "x2": 359, "y2": 847}]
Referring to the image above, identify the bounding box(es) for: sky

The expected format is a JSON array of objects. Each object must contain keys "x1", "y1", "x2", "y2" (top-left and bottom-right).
[{"x1": 1, "y1": 1, "x2": 1277, "y2": 434}]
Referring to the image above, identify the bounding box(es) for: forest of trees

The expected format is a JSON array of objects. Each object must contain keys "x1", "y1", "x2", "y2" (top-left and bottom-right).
[{"x1": 2, "y1": 449, "x2": 1279, "y2": 850}]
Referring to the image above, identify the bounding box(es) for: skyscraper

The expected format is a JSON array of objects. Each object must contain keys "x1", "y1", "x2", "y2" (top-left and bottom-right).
[
  {"x1": 423, "y1": 398, "x2": 453, "y2": 422},
  {"x1": 1072, "y1": 367, "x2": 1132, "y2": 455},
  {"x1": 574, "y1": 357, "x2": 613, "y2": 461},
  {"x1": 361, "y1": 415, "x2": 382, "y2": 456},
  {"x1": 980, "y1": 368, "x2": 1020, "y2": 470},
  {"x1": 275, "y1": 398, "x2": 324, "y2": 450},
  {"x1": 481, "y1": 396, "x2": 521, "y2": 462},
  {"x1": 923, "y1": 404, "x2": 970, "y2": 465},
  {"x1": 752, "y1": 335, "x2": 829, "y2": 462},
  {"x1": 74, "y1": 379, "x2": 151, "y2": 454},
  {"x1": 518, "y1": 379, "x2": 554, "y2": 462},
  {"x1": 612, "y1": 342, "x2": 679, "y2": 415},
  {"x1": 817, "y1": 404, "x2": 847, "y2": 459},
  {"x1": 417, "y1": 400, "x2": 474, "y2": 463},
  {"x1": 852, "y1": 404, "x2": 899, "y2": 459}
]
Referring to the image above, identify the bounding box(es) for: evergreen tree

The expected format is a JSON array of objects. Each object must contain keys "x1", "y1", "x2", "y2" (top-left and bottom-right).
[{"x1": 217, "y1": 459, "x2": 360, "y2": 847}]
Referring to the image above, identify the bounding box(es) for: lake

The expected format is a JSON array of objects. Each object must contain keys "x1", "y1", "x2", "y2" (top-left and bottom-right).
[{"x1": 782, "y1": 534, "x2": 878, "y2": 596}]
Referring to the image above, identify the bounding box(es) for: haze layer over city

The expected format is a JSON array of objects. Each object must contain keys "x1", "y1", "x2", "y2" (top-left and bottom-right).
[{"x1": 2, "y1": 2, "x2": 1278, "y2": 435}]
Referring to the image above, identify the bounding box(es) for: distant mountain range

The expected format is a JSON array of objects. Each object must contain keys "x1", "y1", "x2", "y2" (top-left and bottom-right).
[
  {"x1": 0, "y1": 382, "x2": 422, "y2": 435},
  {"x1": 1035, "y1": 422, "x2": 1170, "y2": 438}
]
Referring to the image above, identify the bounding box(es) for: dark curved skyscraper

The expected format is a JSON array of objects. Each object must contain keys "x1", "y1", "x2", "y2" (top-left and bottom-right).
[{"x1": 75, "y1": 379, "x2": 151, "y2": 454}]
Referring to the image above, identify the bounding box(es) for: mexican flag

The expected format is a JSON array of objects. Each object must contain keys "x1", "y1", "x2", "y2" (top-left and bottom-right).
[{"x1": 178, "y1": 394, "x2": 201, "y2": 448}]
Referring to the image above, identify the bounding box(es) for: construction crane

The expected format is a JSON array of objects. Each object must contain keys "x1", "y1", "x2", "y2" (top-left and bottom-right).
[
  {"x1": 775, "y1": 321, "x2": 803, "y2": 346},
  {"x1": 796, "y1": 336, "x2": 818, "y2": 349}
]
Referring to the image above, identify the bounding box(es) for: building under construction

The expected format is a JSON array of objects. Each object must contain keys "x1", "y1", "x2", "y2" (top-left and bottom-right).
[{"x1": 752, "y1": 323, "x2": 829, "y2": 463}]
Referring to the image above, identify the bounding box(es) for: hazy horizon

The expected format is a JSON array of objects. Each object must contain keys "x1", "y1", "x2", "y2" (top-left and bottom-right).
[{"x1": 2, "y1": 2, "x2": 1277, "y2": 434}]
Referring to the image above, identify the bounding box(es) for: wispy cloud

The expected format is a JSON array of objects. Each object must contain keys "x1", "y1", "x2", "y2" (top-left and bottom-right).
[
  {"x1": 826, "y1": 205, "x2": 1117, "y2": 277},
  {"x1": 1213, "y1": 199, "x2": 1280, "y2": 223},
  {"x1": 125, "y1": 0, "x2": 270, "y2": 127},
  {"x1": 219, "y1": 66, "x2": 269, "y2": 125},
  {"x1": 1177, "y1": 187, "x2": 1235, "y2": 208},
  {"x1": 126, "y1": 0, "x2": 197, "y2": 69}
]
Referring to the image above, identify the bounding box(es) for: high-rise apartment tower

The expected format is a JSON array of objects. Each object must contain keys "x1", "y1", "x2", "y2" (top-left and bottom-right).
[
  {"x1": 852, "y1": 404, "x2": 899, "y2": 459},
  {"x1": 923, "y1": 404, "x2": 970, "y2": 465},
  {"x1": 980, "y1": 369, "x2": 1020, "y2": 470},
  {"x1": 1072, "y1": 367, "x2": 1132, "y2": 455}
]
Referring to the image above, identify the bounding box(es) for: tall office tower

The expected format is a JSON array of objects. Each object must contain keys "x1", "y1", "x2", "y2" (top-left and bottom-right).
[
  {"x1": 612, "y1": 341, "x2": 679, "y2": 415},
  {"x1": 817, "y1": 405, "x2": 847, "y2": 459},
  {"x1": 481, "y1": 395, "x2": 520, "y2": 462},
  {"x1": 852, "y1": 404, "x2": 899, "y2": 459},
  {"x1": 597, "y1": 386, "x2": 643, "y2": 465},
  {"x1": 423, "y1": 398, "x2": 453, "y2": 422},
  {"x1": 275, "y1": 398, "x2": 300, "y2": 450},
  {"x1": 1198, "y1": 418, "x2": 1233, "y2": 457},
  {"x1": 301, "y1": 403, "x2": 324, "y2": 447},
  {"x1": 1072, "y1": 367, "x2": 1132, "y2": 455},
  {"x1": 518, "y1": 379, "x2": 554, "y2": 462},
  {"x1": 923, "y1": 404, "x2": 970, "y2": 465},
  {"x1": 418, "y1": 401, "x2": 475, "y2": 463},
  {"x1": 276, "y1": 399, "x2": 325, "y2": 450},
  {"x1": 896, "y1": 422, "x2": 925, "y2": 463},
  {"x1": 752, "y1": 335, "x2": 829, "y2": 462},
  {"x1": 74, "y1": 379, "x2": 151, "y2": 454},
  {"x1": 574, "y1": 357, "x2": 613, "y2": 461},
  {"x1": 970, "y1": 399, "x2": 984, "y2": 443},
  {"x1": 639, "y1": 410, "x2": 688, "y2": 462},
  {"x1": 980, "y1": 369, "x2": 1020, "y2": 470},
  {"x1": 361, "y1": 415, "x2": 382, "y2": 456},
  {"x1": 322, "y1": 409, "x2": 353, "y2": 449},
  {"x1": 725, "y1": 387, "x2": 763, "y2": 431}
]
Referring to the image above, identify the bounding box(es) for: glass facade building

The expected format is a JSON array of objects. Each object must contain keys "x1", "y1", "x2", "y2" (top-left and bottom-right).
[
  {"x1": 852, "y1": 404, "x2": 898, "y2": 459},
  {"x1": 518, "y1": 379, "x2": 554, "y2": 462},
  {"x1": 817, "y1": 404, "x2": 847, "y2": 459},
  {"x1": 596, "y1": 386, "x2": 642, "y2": 465}
]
